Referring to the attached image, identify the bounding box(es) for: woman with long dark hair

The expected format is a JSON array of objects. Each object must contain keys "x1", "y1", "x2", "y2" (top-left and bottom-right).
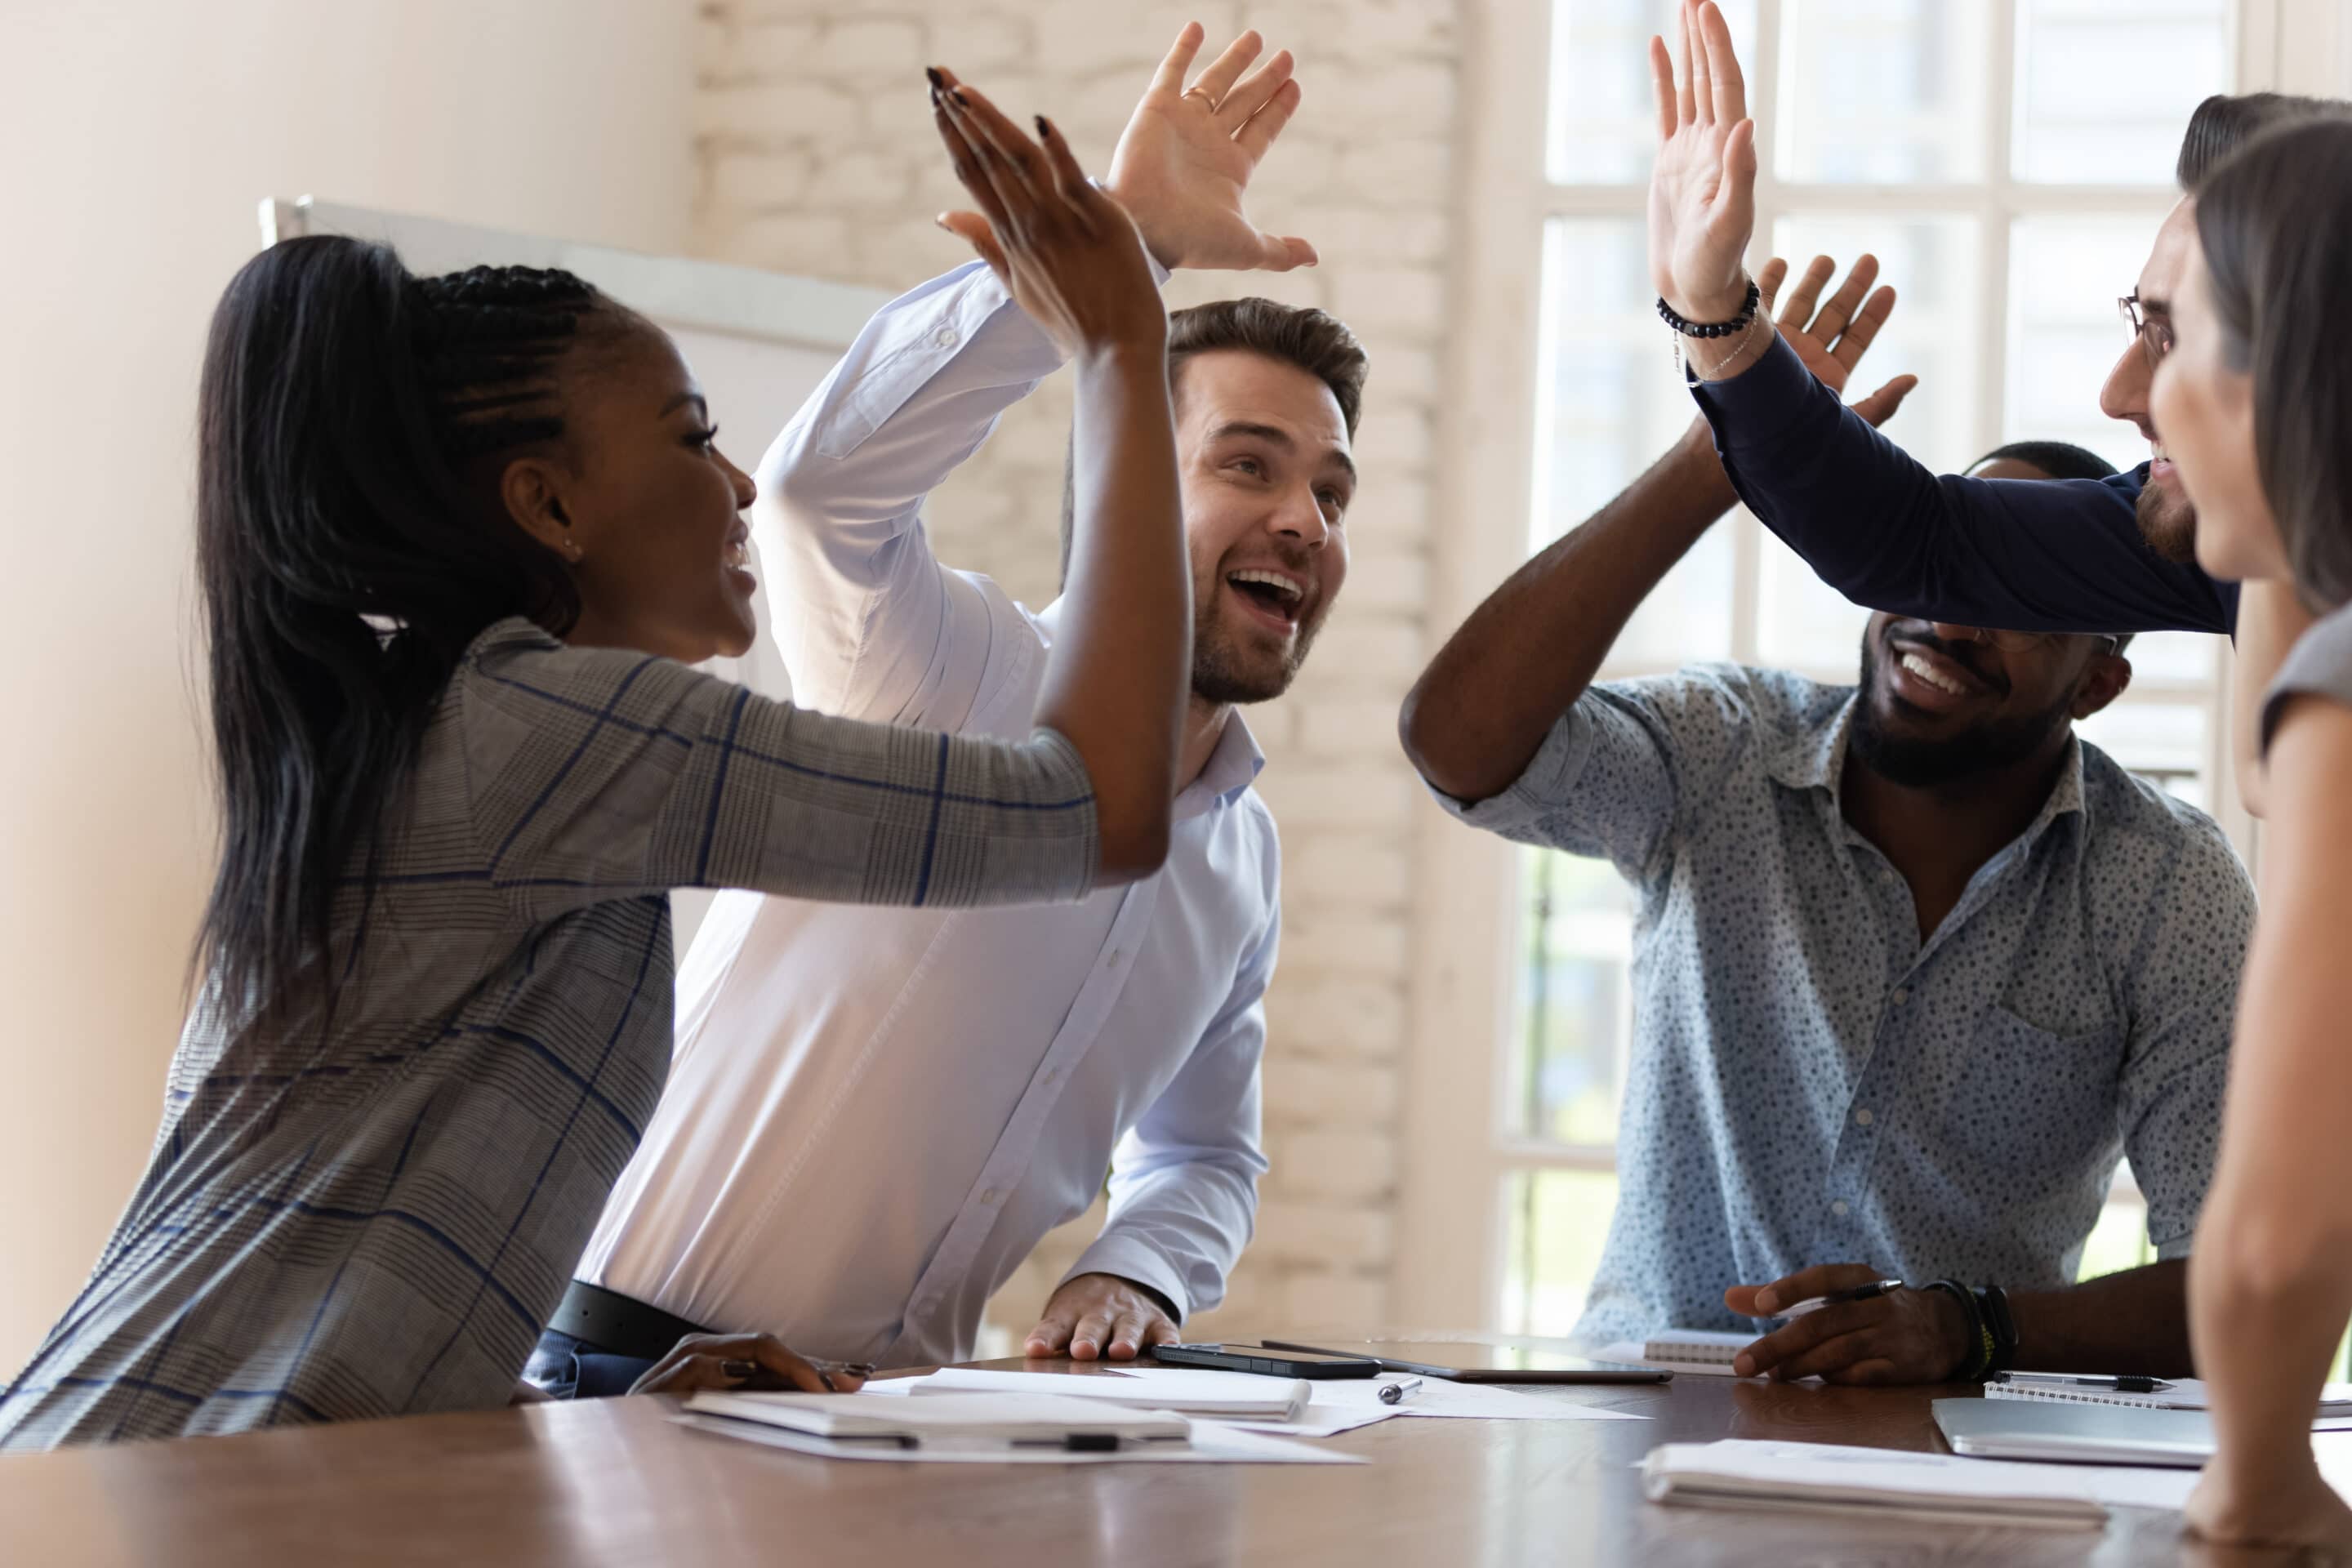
[
  {"x1": 0, "y1": 83, "x2": 1191, "y2": 1448},
  {"x1": 2149, "y1": 117, "x2": 2352, "y2": 1548}
]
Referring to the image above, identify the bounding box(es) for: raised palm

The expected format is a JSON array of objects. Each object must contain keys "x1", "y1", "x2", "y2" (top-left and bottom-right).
[
  {"x1": 1105, "y1": 25, "x2": 1316, "y2": 273},
  {"x1": 1647, "y1": 0, "x2": 1757, "y2": 323}
]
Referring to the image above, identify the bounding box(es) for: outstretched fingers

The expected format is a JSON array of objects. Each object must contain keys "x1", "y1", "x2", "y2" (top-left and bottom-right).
[
  {"x1": 1190, "y1": 29, "x2": 1265, "y2": 109},
  {"x1": 1834, "y1": 284, "x2": 1900, "y2": 368},
  {"x1": 1807, "y1": 252, "x2": 1879, "y2": 347},
  {"x1": 1147, "y1": 20, "x2": 1207, "y2": 96},
  {"x1": 1690, "y1": 5, "x2": 1717, "y2": 127},
  {"x1": 944, "y1": 82, "x2": 1049, "y2": 209},
  {"x1": 1700, "y1": 1, "x2": 1746, "y2": 126},
  {"x1": 1235, "y1": 77, "x2": 1303, "y2": 161},
  {"x1": 1674, "y1": 4, "x2": 1698, "y2": 127},
  {"x1": 1218, "y1": 48, "x2": 1294, "y2": 127},
  {"x1": 1650, "y1": 34, "x2": 1678, "y2": 144},
  {"x1": 1031, "y1": 115, "x2": 1102, "y2": 233},
  {"x1": 1775, "y1": 256, "x2": 1836, "y2": 331},
  {"x1": 932, "y1": 77, "x2": 1013, "y2": 234}
]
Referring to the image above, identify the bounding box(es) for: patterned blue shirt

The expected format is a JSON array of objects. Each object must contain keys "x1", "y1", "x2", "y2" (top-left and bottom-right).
[{"x1": 1437, "y1": 665, "x2": 2254, "y2": 1345}]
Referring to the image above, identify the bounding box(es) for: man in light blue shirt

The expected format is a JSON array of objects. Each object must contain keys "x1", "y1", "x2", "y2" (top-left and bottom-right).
[
  {"x1": 1401, "y1": 286, "x2": 2253, "y2": 1386},
  {"x1": 527, "y1": 29, "x2": 1367, "y2": 1396}
]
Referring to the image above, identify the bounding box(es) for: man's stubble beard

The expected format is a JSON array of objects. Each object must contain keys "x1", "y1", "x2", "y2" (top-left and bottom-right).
[
  {"x1": 2137, "y1": 479, "x2": 2198, "y2": 565},
  {"x1": 1190, "y1": 596, "x2": 1325, "y2": 706}
]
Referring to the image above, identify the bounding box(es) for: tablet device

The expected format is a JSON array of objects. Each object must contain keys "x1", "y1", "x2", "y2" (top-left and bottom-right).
[
  {"x1": 1261, "y1": 1339, "x2": 1673, "y2": 1384},
  {"x1": 1931, "y1": 1397, "x2": 2216, "y2": 1468},
  {"x1": 1148, "y1": 1343, "x2": 1383, "y2": 1379}
]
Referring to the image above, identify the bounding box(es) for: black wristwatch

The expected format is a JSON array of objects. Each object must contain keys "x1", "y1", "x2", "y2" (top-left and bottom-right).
[
  {"x1": 1922, "y1": 1280, "x2": 1992, "y2": 1381},
  {"x1": 1975, "y1": 1285, "x2": 2019, "y2": 1375}
]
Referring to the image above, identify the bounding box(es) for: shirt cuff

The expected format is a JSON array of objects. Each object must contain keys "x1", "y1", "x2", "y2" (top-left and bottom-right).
[
  {"x1": 1688, "y1": 331, "x2": 1820, "y2": 450},
  {"x1": 1062, "y1": 1236, "x2": 1194, "y2": 1325},
  {"x1": 1422, "y1": 708, "x2": 1598, "y2": 838}
]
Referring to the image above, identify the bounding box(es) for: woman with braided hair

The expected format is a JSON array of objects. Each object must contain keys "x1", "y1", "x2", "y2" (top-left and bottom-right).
[{"x1": 0, "y1": 82, "x2": 1187, "y2": 1447}]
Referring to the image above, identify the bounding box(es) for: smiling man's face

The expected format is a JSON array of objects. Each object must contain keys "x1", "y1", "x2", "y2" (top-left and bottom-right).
[
  {"x1": 1171, "y1": 348, "x2": 1356, "y2": 706},
  {"x1": 2098, "y1": 199, "x2": 2200, "y2": 563},
  {"x1": 1851, "y1": 613, "x2": 2126, "y2": 789}
]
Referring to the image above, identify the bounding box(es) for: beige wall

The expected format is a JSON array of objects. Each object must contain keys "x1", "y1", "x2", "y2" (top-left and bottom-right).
[
  {"x1": 0, "y1": 0, "x2": 695, "y2": 1370},
  {"x1": 689, "y1": 0, "x2": 1463, "y2": 1343}
]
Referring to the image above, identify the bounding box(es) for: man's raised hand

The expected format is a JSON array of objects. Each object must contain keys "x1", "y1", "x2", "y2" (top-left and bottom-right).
[
  {"x1": 1647, "y1": 0, "x2": 1757, "y2": 324},
  {"x1": 1757, "y1": 254, "x2": 1919, "y2": 429},
  {"x1": 1104, "y1": 24, "x2": 1316, "y2": 274}
]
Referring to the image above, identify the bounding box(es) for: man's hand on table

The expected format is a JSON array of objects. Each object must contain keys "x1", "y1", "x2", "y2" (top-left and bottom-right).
[
  {"x1": 1025, "y1": 1272, "x2": 1181, "y2": 1361},
  {"x1": 1103, "y1": 24, "x2": 1316, "y2": 273},
  {"x1": 1723, "y1": 1264, "x2": 1970, "y2": 1384}
]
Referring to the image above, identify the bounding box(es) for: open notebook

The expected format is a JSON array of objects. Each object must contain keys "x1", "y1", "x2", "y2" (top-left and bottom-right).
[{"x1": 1597, "y1": 1330, "x2": 1756, "y2": 1375}]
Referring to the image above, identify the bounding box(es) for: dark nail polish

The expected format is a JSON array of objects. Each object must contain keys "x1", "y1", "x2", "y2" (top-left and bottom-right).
[
  {"x1": 925, "y1": 66, "x2": 946, "y2": 91},
  {"x1": 1035, "y1": 114, "x2": 1052, "y2": 139},
  {"x1": 819, "y1": 1370, "x2": 839, "y2": 1392},
  {"x1": 949, "y1": 87, "x2": 967, "y2": 105}
]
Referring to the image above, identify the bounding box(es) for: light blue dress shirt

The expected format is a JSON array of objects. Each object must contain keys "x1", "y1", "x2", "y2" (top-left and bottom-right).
[
  {"x1": 576, "y1": 262, "x2": 1276, "y2": 1367},
  {"x1": 1438, "y1": 664, "x2": 2254, "y2": 1345}
]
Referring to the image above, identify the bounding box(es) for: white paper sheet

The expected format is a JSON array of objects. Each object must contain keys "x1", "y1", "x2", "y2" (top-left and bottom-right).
[
  {"x1": 1310, "y1": 1378, "x2": 1649, "y2": 1422},
  {"x1": 898, "y1": 1365, "x2": 1309, "y2": 1419},
  {"x1": 1643, "y1": 1432, "x2": 2352, "y2": 1521},
  {"x1": 677, "y1": 1413, "x2": 1364, "y2": 1465}
]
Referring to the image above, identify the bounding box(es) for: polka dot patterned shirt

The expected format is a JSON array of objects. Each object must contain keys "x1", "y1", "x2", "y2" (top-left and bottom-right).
[{"x1": 1437, "y1": 664, "x2": 2255, "y2": 1346}]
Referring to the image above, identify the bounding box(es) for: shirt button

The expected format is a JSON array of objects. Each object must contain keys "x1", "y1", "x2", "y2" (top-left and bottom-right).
[
  {"x1": 1891, "y1": 987, "x2": 1910, "y2": 1005},
  {"x1": 1830, "y1": 1200, "x2": 1850, "y2": 1218},
  {"x1": 981, "y1": 1188, "x2": 1001, "y2": 1205},
  {"x1": 1855, "y1": 1108, "x2": 1875, "y2": 1127},
  {"x1": 932, "y1": 326, "x2": 960, "y2": 350}
]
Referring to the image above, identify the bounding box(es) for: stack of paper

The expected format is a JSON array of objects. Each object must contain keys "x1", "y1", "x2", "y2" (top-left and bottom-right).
[
  {"x1": 901, "y1": 1366, "x2": 1311, "y2": 1422},
  {"x1": 679, "y1": 1389, "x2": 1360, "y2": 1467},
  {"x1": 1642, "y1": 1441, "x2": 2109, "y2": 1529}
]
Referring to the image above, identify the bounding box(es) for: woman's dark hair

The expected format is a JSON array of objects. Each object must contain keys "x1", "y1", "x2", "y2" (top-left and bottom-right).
[
  {"x1": 2194, "y1": 120, "x2": 2352, "y2": 611},
  {"x1": 1970, "y1": 440, "x2": 2118, "y2": 484},
  {"x1": 195, "y1": 235, "x2": 615, "y2": 1025}
]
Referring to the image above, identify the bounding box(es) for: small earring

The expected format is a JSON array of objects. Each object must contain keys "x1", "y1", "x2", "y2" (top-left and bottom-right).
[{"x1": 564, "y1": 539, "x2": 582, "y2": 562}]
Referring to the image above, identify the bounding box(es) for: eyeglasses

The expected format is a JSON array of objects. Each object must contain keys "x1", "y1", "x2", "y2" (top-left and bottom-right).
[{"x1": 2119, "y1": 292, "x2": 2175, "y2": 367}]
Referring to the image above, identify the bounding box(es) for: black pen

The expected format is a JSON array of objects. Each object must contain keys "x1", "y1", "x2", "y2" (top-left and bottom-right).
[{"x1": 1991, "y1": 1371, "x2": 2174, "y2": 1394}]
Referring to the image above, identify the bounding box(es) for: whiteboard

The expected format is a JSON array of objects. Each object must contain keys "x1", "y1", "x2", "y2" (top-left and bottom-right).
[{"x1": 261, "y1": 198, "x2": 890, "y2": 947}]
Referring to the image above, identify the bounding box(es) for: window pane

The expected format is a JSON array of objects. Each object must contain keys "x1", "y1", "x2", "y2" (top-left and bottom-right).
[
  {"x1": 1770, "y1": 214, "x2": 1982, "y2": 472},
  {"x1": 2078, "y1": 697, "x2": 2210, "y2": 808},
  {"x1": 2012, "y1": 0, "x2": 2231, "y2": 185},
  {"x1": 2005, "y1": 216, "x2": 2167, "y2": 476},
  {"x1": 1775, "y1": 0, "x2": 1991, "y2": 183},
  {"x1": 1548, "y1": 0, "x2": 1759, "y2": 185},
  {"x1": 2122, "y1": 630, "x2": 2216, "y2": 686},
  {"x1": 1499, "y1": 1167, "x2": 1620, "y2": 1337},
  {"x1": 2075, "y1": 1191, "x2": 2154, "y2": 1281},
  {"x1": 1533, "y1": 218, "x2": 1735, "y2": 663},
  {"x1": 1512, "y1": 850, "x2": 1633, "y2": 1146}
]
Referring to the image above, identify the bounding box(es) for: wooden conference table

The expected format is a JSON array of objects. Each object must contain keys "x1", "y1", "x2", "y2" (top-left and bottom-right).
[{"x1": 0, "y1": 1357, "x2": 2301, "y2": 1566}]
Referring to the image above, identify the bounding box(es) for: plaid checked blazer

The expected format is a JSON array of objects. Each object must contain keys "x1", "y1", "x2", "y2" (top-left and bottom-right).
[{"x1": 0, "y1": 617, "x2": 1098, "y2": 1447}]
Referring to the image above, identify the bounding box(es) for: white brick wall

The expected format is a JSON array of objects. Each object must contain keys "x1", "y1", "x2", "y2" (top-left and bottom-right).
[{"x1": 692, "y1": 0, "x2": 1460, "y2": 1348}]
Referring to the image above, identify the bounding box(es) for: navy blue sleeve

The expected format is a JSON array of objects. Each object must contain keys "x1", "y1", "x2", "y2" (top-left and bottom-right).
[{"x1": 1691, "y1": 333, "x2": 2238, "y2": 637}]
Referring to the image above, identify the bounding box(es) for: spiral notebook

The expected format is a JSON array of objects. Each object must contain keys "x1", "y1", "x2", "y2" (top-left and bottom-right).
[{"x1": 1984, "y1": 1376, "x2": 2352, "y2": 1419}]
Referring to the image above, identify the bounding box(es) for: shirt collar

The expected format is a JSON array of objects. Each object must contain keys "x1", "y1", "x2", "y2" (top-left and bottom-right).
[{"x1": 1768, "y1": 691, "x2": 2089, "y2": 836}]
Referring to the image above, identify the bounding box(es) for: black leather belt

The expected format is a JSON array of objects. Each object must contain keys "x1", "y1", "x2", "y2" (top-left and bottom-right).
[{"x1": 549, "y1": 1279, "x2": 709, "y2": 1362}]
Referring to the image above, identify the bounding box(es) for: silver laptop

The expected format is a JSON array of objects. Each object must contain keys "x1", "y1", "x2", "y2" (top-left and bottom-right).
[{"x1": 1932, "y1": 1397, "x2": 2216, "y2": 1468}]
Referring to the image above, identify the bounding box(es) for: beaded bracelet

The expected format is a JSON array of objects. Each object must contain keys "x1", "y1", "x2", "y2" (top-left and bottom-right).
[
  {"x1": 1922, "y1": 1279, "x2": 1994, "y2": 1383},
  {"x1": 1657, "y1": 278, "x2": 1762, "y2": 339}
]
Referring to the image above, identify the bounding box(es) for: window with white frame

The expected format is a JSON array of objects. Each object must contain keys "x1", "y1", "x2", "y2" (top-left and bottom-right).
[{"x1": 1493, "y1": 0, "x2": 2248, "y2": 1339}]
